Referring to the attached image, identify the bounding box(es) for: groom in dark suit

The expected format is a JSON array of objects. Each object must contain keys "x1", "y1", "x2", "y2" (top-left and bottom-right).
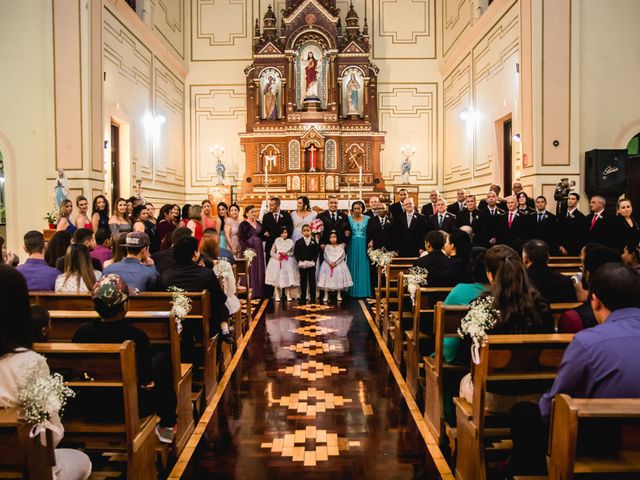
[
  {"x1": 392, "y1": 197, "x2": 426, "y2": 257},
  {"x1": 317, "y1": 195, "x2": 351, "y2": 247}
]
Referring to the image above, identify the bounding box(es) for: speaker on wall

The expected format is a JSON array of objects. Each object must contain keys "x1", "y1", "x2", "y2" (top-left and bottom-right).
[{"x1": 584, "y1": 149, "x2": 627, "y2": 196}]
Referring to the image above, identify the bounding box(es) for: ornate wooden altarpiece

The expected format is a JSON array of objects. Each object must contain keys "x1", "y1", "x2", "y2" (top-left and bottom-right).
[{"x1": 239, "y1": 0, "x2": 387, "y2": 202}]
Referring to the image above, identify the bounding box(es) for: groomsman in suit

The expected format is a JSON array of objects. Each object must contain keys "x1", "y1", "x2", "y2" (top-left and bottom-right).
[
  {"x1": 420, "y1": 189, "x2": 440, "y2": 218},
  {"x1": 529, "y1": 196, "x2": 558, "y2": 252},
  {"x1": 261, "y1": 196, "x2": 294, "y2": 265},
  {"x1": 478, "y1": 190, "x2": 505, "y2": 247},
  {"x1": 389, "y1": 189, "x2": 408, "y2": 219},
  {"x1": 447, "y1": 189, "x2": 467, "y2": 216},
  {"x1": 496, "y1": 196, "x2": 527, "y2": 248},
  {"x1": 366, "y1": 203, "x2": 394, "y2": 292},
  {"x1": 392, "y1": 197, "x2": 426, "y2": 257},
  {"x1": 317, "y1": 195, "x2": 351, "y2": 247},
  {"x1": 457, "y1": 194, "x2": 484, "y2": 240},
  {"x1": 585, "y1": 195, "x2": 614, "y2": 248},
  {"x1": 557, "y1": 192, "x2": 587, "y2": 256},
  {"x1": 479, "y1": 184, "x2": 507, "y2": 211},
  {"x1": 427, "y1": 199, "x2": 458, "y2": 233},
  {"x1": 364, "y1": 196, "x2": 380, "y2": 218}
]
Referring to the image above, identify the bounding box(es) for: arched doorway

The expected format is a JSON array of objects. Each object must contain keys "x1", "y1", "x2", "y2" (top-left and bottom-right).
[{"x1": 625, "y1": 133, "x2": 640, "y2": 213}]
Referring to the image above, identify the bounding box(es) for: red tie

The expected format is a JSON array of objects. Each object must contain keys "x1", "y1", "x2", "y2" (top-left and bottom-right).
[
  {"x1": 590, "y1": 215, "x2": 598, "y2": 230},
  {"x1": 508, "y1": 212, "x2": 514, "y2": 228}
]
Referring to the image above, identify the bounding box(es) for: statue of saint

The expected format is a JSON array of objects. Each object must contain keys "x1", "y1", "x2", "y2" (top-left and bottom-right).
[
  {"x1": 262, "y1": 75, "x2": 279, "y2": 120},
  {"x1": 401, "y1": 157, "x2": 412, "y2": 185},
  {"x1": 305, "y1": 52, "x2": 319, "y2": 98},
  {"x1": 54, "y1": 168, "x2": 69, "y2": 209},
  {"x1": 216, "y1": 159, "x2": 226, "y2": 185},
  {"x1": 346, "y1": 73, "x2": 361, "y2": 115}
]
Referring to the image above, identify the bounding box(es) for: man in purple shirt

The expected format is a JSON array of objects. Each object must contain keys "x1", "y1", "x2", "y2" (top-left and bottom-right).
[
  {"x1": 91, "y1": 227, "x2": 113, "y2": 266},
  {"x1": 16, "y1": 231, "x2": 61, "y2": 291},
  {"x1": 509, "y1": 262, "x2": 640, "y2": 475}
]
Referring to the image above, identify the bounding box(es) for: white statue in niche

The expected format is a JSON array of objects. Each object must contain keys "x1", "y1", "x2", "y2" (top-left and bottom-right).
[
  {"x1": 342, "y1": 68, "x2": 364, "y2": 117},
  {"x1": 346, "y1": 73, "x2": 361, "y2": 114}
]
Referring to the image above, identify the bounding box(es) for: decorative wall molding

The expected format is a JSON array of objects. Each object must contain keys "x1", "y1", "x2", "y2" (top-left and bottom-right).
[
  {"x1": 443, "y1": 55, "x2": 472, "y2": 182},
  {"x1": 151, "y1": 0, "x2": 185, "y2": 60},
  {"x1": 442, "y1": 0, "x2": 471, "y2": 56}
]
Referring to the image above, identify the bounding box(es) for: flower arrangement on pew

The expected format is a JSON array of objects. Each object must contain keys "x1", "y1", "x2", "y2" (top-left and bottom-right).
[
  {"x1": 402, "y1": 266, "x2": 429, "y2": 305},
  {"x1": 18, "y1": 358, "x2": 75, "y2": 444},
  {"x1": 458, "y1": 295, "x2": 501, "y2": 364},
  {"x1": 243, "y1": 248, "x2": 257, "y2": 265},
  {"x1": 168, "y1": 286, "x2": 192, "y2": 334},
  {"x1": 368, "y1": 247, "x2": 397, "y2": 268},
  {"x1": 213, "y1": 258, "x2": 233, "y2": 279}
]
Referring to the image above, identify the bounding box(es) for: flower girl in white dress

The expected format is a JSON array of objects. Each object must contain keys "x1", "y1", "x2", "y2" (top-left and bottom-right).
[
  {"x1": 317, "y1": 230, "x2": 353, "y2": 302},
  {"x1": 265, "y1": 228, "x2": 300, "y2": 301}
]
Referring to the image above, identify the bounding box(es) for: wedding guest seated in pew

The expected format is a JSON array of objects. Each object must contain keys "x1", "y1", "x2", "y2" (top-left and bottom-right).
[
  {"x1": 16, "y1": 230, "x2": 60, "y2": 291},
  {"x1": 0, "y1": 265, "x2": 92, "y2": 480},
  {"x1": 55, "y1": 244, "x2": 101, "y2": 293},
  {"x1": 102, "y1": 232, "x2": 159, "y2": 292},
  {"x1": 622, "y1": 240, "x2": 640, "y2": 273},
  {"x1": 90, "y1": 227, "x2": 112, "y2": 267},
  {"x1": 30, "y1": 304, "x2": 51, "y2": 342},
  {"x1": 523, "y1": 239, "x2": 576, "y2": 304},
  {"x1": 559, "y1": 245, "x2": 621, "y2": 333},
  {"x1": 201, "y1": 228, "x2": 235, "y2": 264},
  {"x1": 443, "y1": 229, "x2": 472, "y2": 284},
  {"x1": 71, "y1": 274, "x2": 178, "y2": 445},
  {"x1": 413, "y1": 231, "x2": 460, "y2": 287},
  {"x1": 152, "y1": 226, "x2": 192, "y2": 274},
  {"x1": 55, "y1": 228, "x2": 102, "y2": 272},
  {"x1": 160, "y1": 236, "x2": 233, "y2": 345},
  {"x1": 509, "y1": 263, "x2": 640, "y2": 475}
]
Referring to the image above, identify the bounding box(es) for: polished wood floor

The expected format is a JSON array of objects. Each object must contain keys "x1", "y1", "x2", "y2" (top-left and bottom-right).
[{"x1": 176, "y1": 299, "x2": 445, "y2": 479}]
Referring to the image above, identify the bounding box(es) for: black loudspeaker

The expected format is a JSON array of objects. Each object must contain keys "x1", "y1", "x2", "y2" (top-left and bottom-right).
[{"x1": 584, "y1": 149, "x2": 627, "y2": 196}]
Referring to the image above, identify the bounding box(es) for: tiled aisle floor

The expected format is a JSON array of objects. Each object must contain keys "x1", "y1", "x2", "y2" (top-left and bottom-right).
[{"x1": 182, "y1": 300, "x2": 443, "y2": 479}]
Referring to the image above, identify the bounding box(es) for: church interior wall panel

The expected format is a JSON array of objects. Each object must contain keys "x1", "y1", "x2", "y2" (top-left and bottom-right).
[
  {"x1": 189, "y1": 84, "x2": 247, "y2": 193},
  {"x1": 442, "y1": 0, "x2": 472, "y2": 56},
  {"x1": 150, "y1": 0, "x2": 185, "y2": 60}
]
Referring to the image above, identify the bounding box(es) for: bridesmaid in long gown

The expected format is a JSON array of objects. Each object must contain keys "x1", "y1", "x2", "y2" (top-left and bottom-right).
[
  {"x1": 217, "y1": 202, "x2": 229, "y2": 249},
  {"x1": 347, "y1": 200, "x2": 371, "y2": 298},
  {"x1": 237, "y1": 205, "x2": 266, "y2": 298},
  {"x1": 224, "y1": 203, "x2": 242, "y2": 257}
]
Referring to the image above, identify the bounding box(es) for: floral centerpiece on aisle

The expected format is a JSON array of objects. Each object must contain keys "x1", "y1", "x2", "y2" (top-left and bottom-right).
[
  {"x1": 17, "y1": 358, "x2": 75, "y2": 444},
  {"x1": 368, "y1": 247, "x2": 397, "y2": 268},
  {"x1": 310, "y1": 218, "x2": 324, "y2": 241},
  {"x1": 213, "y1": 258, "x2": 233, "y2": 279},
  {"x1": 458, "y1": 295, "x2": 501, "y2": 364},
  {"x1": 402, "y1": 266, "x2": 429, "y2": 305},
  {"x1": 44, "y1": 206, "x2": 59, "y2": 228},
  {"x1": 243, "y1": 248, "x2": 257, "y2": 265},
  {"x1": 168, "y1": 286, "x2": 192, "y2": 334}
]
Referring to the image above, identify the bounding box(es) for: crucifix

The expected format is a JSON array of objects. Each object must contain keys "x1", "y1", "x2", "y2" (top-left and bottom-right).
[{"x1": 308, "y1": 144, "x2": 317, "y2": 172}]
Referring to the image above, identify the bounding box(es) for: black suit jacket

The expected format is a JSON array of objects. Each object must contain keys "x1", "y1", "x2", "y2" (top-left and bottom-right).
[
  {"x1": 477, "y1": 208, "x2": 505, "y2": 247},
  {"x1": 585, "y1": 212, "x2": 615, "y2": 249},
  {"x1": 317, "y1": 210, "x2": 351, "y2": 245},
  {"x1": 392, "y1": 212, "x2": 426, "y2": 257},
  {"x1": 366, "y1": 215, "x2": 394, "y2": 250},
  {"x1": 527, "y1": 263, "x2": 577, "y2": 304},
  {"x1": 389, "y1": 202, "x2": 404, "y2": 219},
  {"x1": 293, "y1": 237, "x2": 320, "y2": 264},
  {"x1": 557, "y1": 209, "x2": 587, "y2": 256},
  {"x1": 611, "y1": 216, "x2": 640, "y2": 253},
  {"x1": 447, "y1": 201, "x2": 466, "y2": 216},
  {"x1": 496, "y1": 211, "x2": 527, "y2": 248},
  {"x1": 457, "y1": 208, "x2": 483, "y2": 230},
  {"x1": 421, "y1": 203, "x2": 436, "y2": 218},
  {"x1": 159, "y1": 262, "x2": 229, "y2": 332},
  {"x1": 364, "y1": 209, "x2": 375, "y2": 218},
  {"x1": 151, "y1": 247, "x2": 176, "y2": 275},
  {"x1": 529, "y1": 211, "x2": 558, "y2": 251},
  {"x1": 261, "y1": 211, "x2": 294, "y2": 262},
  {"x1": 426, "y1": 212, "x2": 458, "y2": 233},
  {"x1": 412, "y1": 251, "x2": 459, "y2": 287}
]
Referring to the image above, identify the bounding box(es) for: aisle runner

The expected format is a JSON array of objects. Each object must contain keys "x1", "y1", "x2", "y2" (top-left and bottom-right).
[{"x1": 260, "y1": 304, "x2": 363, "y2": 467}]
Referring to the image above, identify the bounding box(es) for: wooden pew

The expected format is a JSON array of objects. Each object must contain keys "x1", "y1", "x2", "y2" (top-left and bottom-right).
[
  {"x1": 550, "y1": 302, "x2": 581, "y2": 332},
  {"x1": 391, "y1": 272, "x2": 413, "y2": 367},
  {"x1": 454, "y1": 334, "x2": 574, "y2": 480},
  {"x1": 374, "y1": 257, "x2": 416, "y2": 331},
  {"x1": 235, "y1": 257, "x2": 253, "y2": 325},
  {"x1": 405, "y1": 287, "x2": 452, "y2": 400},
  {"x1": 44, "y1": 310, "x2": 194, "y2": 454},
  {"x1": 424, "y1": 303, "x2": 469, "y2": 449},
  {"x1": 548, "y1": 394, "x2": 640, "y2": 479},
  {"x1": 548, "y1": 262, "x2": 581, "y2": 275},
  {"x1": 382, "y1": 260, "x2": 416, "y2": 344},
  {"x1": 549, "y1": 256, "x2": 581, "y2": 264},
  {"x1": 29, "y1": 291, "x2": 219, "y2": 406},
  {"x1": 0, "y1": 408, "x2": 55, "y2": 479},
  {"x1": 33, "y1": 342, "x2": 158, "y2": 479}
]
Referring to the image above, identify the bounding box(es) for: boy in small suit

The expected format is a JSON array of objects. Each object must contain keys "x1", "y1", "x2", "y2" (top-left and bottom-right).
[{"x1": 294, "y1": 224, "x2": 320, "y2": 304}]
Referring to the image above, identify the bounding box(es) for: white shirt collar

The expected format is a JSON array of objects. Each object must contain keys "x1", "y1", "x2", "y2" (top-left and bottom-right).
[{"x1": 303, "y1": 236, "x2": 311, "y2": 245}]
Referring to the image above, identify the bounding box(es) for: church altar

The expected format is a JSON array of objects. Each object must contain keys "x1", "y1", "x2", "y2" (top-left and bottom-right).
[{"x1": 239, "y1": 0, "x2": 387, "y2": 204}]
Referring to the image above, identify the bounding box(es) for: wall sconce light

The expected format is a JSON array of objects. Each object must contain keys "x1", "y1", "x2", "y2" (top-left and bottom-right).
[
  {"x1": 512, "y1": 133, "x2": 521, "y2": 142},
  {"x1": 143, "y1": 113, "x2": 166, "y2": 137},
  {"x1": 209, "y1": 144, "x2": 225, "y2": 160},
  {"x1": 400, "y1": 145, "x2": 416, "y2": 157},
  {"x1": 460, "y1": 107, "x2": 477, "y2": 122}
]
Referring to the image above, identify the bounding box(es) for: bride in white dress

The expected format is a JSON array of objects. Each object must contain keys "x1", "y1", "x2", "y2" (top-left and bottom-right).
[{"x1": 291, "y1": 195, "x2": 317, "y2": 241}]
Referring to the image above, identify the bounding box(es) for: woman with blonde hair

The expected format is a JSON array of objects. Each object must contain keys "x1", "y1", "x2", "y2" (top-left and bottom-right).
[
  {"x1": 74, "y1": 195, "x2": 92, "y2": 230},
  {"x1": 55, "y1": 244, "x2": 101, "y2": 293},
  {"x1": 56, "y1": 199, "x2": 77, "y2": 234},
  {"x1": 613, "y1": 198, "x2": 640, "y2": 254},
  {"x1": 102, "y1": 233, "x2": 127, "y2": 268}
]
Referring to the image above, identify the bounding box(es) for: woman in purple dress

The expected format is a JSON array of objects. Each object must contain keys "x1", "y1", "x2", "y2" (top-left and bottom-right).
[{"x1": 237, "y1": 205, "x2": 266, "y2": 298}]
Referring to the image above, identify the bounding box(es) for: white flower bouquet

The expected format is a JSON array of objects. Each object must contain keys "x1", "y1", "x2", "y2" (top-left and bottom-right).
[
  {"x1": 243, "y1": 248, "x2": 257, "y2": 265},
  {"x1": 213, "y1": 258, "x2": 233, "y2": 279},
  {"x1": 458, "y1": 295, "x2": 501, "y2": 364},
  {"x1": 402, "y1": 266, "x2": 429, "y2": 304},
  {"x1": 168, "y1": 286, "x2": 192, "y2": 334},
  {"x1": 18, "y1": 359, "x2": 75, "y2": 443},
  {"x1": 368, "y1": 247, "x2": 397, "y2": 268}
]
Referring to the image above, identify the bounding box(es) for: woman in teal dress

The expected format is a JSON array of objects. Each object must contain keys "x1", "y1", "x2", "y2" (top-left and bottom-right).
[
  {"x1": 347, "y1": 201, "x2": 371, "y2": 298},
  {"x1": 217, "y1": 202, "x2": 228, "y2": 249}
]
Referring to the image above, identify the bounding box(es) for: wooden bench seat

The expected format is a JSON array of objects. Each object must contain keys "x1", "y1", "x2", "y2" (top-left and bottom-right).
[
  {"x1": 380, "y1": 260, "x2": 416, "y2": 343},
  {"x1": 32, "y1": 342, "x2": 158, "y2": 479},
  {"x1": 548, "y1": 394, "x2": 640, "y2": 479}
]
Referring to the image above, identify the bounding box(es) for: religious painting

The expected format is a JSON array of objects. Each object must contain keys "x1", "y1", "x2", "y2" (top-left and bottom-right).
[
  {"x1": 341, "y1": 67, "x2": 364, "y2": 118},
  {"x1": 260, "y1": 69, "x2": 282, "y2": 120},
  {"x1": 296, "y1": 43, "x2": 326, "y2": 109}
]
